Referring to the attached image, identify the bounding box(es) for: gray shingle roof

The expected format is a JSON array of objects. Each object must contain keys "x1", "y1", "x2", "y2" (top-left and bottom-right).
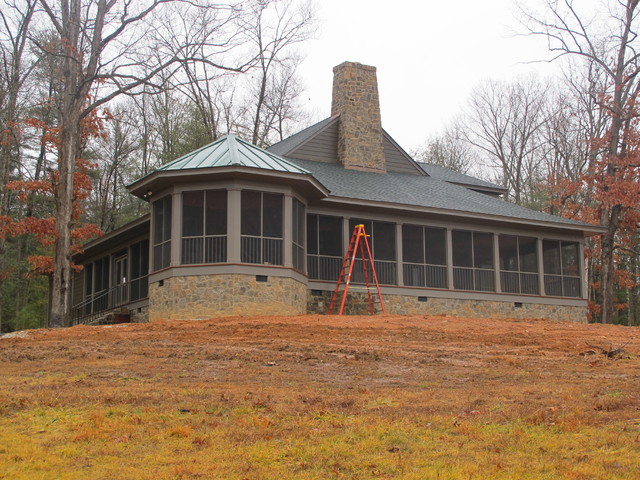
[
  {"x1": 157, "y1": 134, "x2": 310, "y2": 175},
  {"x1": 268, "y1": 117, "x2": 505, "y2": 193},
  {"x1": 287, "y1": 158, "x2": 594, "y2": 229},
  {"x1": 267, "y1": 116, "x2": 338, "y2": 156},
  {"x1": 417, "y1": 162, "x2": 506, "y2": 192}
]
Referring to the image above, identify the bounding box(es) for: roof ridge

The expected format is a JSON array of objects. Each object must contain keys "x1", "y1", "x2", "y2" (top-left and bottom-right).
[
  {"x1": 158, "y1": 136, "x2": 225, "y2": 170},
  {"x1": 227, "y1": 134, "x2": 241, "y2": 166},
  {"x1": 416, "y1": 161, "x2": 506, "y2": 191},
  {"x1": 235, "y1": 135, "x2": 312, "y2": 173},
  {"x1": 136, "y1": 134, "x2": 314, "y2": 180}
]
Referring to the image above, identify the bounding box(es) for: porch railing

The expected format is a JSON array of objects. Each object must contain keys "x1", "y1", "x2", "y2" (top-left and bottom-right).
[
  {"x1": 240, "y1": 236, "x2": 283, "y2": 265},
  {"x1": 350, "y1": 259, "x2": 397, "y2": 285},
  {"x1": 181, "y1": 236, "x2": 227, "y2": 264},
  {"x1": 544, "y1": 274, "x2": 581, "y2": 297},
  {"x1": 500, "y1": 271, "x2": 540, "y2": 295},
  {"x1": 307, "y1": 255, "x2": 342, "y2": 281},
  {"x1": 71, "y1": 276, "x2": 148, "y2": 326},
  {"x1": 453, "y1": 267, "x2": 495, "y2": 292},
  {"x1": 403, "y1": 263, "x2": 447, "y2": 288}
]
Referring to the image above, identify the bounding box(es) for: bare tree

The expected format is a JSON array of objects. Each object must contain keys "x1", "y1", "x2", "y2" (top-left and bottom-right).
[
  {"x1": 463, "y1": 76, "x2": 549, "y2": 206},
  {"x1": 0, "y1": 0, "x2": 38, "y2": 332},
  {"x1": 521, "y1": 0, "x2": 640, "y2": 323},
  {"x1": 241, "y1": 0, "x2": 315, "y2": 146},
  {"x1": 541, "y1": 59, "x2": 609, "y2": 212},
  {"x1": 34, "y1": 0, "x2": 250, "y2": 328},
  {"x1": 88, "y1": 104, "x2": 141, "y2": 232},
  {"x1": 258, "y1": 56, "x2": 311, "y2": 143},
  {"x1": 412, "y1": 122, "x2": 474, "y2": 174}
]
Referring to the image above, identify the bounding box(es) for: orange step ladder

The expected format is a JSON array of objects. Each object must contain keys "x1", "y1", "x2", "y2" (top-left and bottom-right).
[{"x1": 327, "y1": 224, "x2": 386, "y2": 315}]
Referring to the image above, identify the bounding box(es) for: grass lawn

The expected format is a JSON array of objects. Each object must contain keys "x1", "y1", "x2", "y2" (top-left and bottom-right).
[{"x1": 1, "y1": 314, "x2": 639, "y2": 479}]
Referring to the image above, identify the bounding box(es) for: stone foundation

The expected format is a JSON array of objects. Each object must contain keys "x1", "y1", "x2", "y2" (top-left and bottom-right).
[
  {"x1": 148, "y1": 274, "x2": 587, "y2": 323},
  {"x1": 308, "y1": 291, "x2": 587, "y2": 323},
  {"x1": 149, "y1": 274, "x2": 307, "y2": 321},
  {"x1": 129, "y1": 305, "x2": 149, "y2": 323}
]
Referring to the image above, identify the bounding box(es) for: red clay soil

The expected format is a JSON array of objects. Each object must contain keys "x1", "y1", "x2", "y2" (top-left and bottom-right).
[{"x1": 2, "y1": 314, "x2": 640, "y2": 427}]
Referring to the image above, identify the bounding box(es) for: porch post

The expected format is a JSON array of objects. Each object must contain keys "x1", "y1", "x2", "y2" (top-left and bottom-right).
[
  {"x1": 537, "y1": 238, "x2": 545, "y2": 296},
  {"x1": 396, "y1": 223, "x2": 403, "y2": 286},
  {"x1": 493, "y1": 233, "x2": 501, "y2": 293},
  {"x1": 283, "y1": 195, "x2": 293, "y2": 268},
  {"x1": 342, "y1": 218, "x2": 350, "y2": 255},
  {"x1": 227, "y1": 188, "x2": 241, "y2": 263},
  {"x1": 446, "y1": 228, "x2": 454, "y2": 290},
  {"x1": 580, "y1": 241, "x2": 588, "y2": 300},
  {"x1": 170, "y1": 192, "x2": 181, "y2": 267}
]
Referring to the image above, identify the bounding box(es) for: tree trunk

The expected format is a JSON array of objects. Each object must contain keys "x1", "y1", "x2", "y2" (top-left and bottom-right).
[
  {"x1": 49, "y1": 0, "x2": 83, "y2": 328},
  {"x1": 599, "y1": 205, "x2": 622, "y2": 324},
  {"x1": 49, "y1": 116, "x2": 80, "y2": 328}
]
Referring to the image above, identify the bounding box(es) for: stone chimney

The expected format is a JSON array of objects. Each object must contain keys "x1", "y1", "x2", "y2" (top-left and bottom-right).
[{"x1": 331, "y1": 62, "x2": 386, "y2": 173}]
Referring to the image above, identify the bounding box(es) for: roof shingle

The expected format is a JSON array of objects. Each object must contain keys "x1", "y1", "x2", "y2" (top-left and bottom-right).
[
  {"x1": 417, "y1": 162, "x2": 506, "y2": 192},
  {"x1": 287, "y1": 158, "x2": 593, "y2": 229}
]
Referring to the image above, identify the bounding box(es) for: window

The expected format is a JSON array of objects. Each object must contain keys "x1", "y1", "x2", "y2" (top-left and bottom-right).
[
  {"x1": 181, "y1": 190, "x2": 227, "y2": 264},
  {"x1": 113, "y1": 252, "x2": 128, "y2": 305},
  {"x1": 348, "y1": 219, "x2": 397, "y2": 285},
  {"x1": 292, "y1": 199, "x2": 305, "y2": 272},
  {"x1": 241, "y1": 191, "x2": 283, "y2": 265},
  {"x1": 307, "y1": 214, "x2": 343, "y2": 280},
  {"x1": 499, "y1": 235, "x2": 539, "y2": 294},
  {"x1": 452, "y1": 230, "x2": 495, "y2": 291},
  {"x1": 153, "y1": 196, "x2": 172, "y2": 271},
  {"x1": 130, "y1": 240, "x2": 149, "y2": 301},
  {"x1": 402, "y1": 225, "x2": 447, "y2": 288},
  {"x1": 543, "y1": 240, "x2": 581, "y2": 297}
]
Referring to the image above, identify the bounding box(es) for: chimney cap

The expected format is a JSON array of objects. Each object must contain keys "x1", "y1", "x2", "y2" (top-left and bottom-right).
[{"x1": 333, "y1": 61, "x2": 377, "y2": 73}]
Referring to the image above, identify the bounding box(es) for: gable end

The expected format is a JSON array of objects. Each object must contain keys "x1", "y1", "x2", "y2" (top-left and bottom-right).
[
  {"x1": 286, "y1": 116, "x2": 339, "y2": 163},
  {"x1": 383, "y1": 131, "x2": 426, "y2": 175}
]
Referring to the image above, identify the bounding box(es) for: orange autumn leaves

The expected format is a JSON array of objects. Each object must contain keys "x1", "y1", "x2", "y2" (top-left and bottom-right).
[
  {"x1": 546, "y1": 113, "x2": 640, "y2": 317},
  {"x1": 0, "y1": 106, "x2": 109, "y2": 276}
]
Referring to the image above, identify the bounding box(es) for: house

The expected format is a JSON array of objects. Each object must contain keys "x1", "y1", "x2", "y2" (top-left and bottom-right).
[{"x1": 71, "y1": 62, "x2": 603, "y2": 324}]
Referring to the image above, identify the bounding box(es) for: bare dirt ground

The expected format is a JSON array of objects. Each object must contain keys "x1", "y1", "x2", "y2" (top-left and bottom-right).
[
  {"x1": 3, "y1": 314, "x2": 638, "y2": 402},
  {"x1": 1, "y1": 314, "x2": 640, "y2": 479}
]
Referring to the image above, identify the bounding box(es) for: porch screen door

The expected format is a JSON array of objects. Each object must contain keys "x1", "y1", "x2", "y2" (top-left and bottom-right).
[{"x1": 114, "y1": 255, "x2": 129, "y2": 306}]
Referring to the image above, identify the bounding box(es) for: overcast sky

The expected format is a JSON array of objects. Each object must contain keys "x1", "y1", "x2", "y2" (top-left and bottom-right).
[{"x1": 296, "y1": 0, "x2": 559, "y2": 151}]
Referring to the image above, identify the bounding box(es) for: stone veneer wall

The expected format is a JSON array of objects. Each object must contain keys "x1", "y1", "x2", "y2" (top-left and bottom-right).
[
  {"x1": 129, "y1": 306, "x2": 149, "y2": 323},
  {"x1": 148, "y1": 274, "x2": 307, "y2": 321},
  {"x1": 331, "y1": 62, "x2": 386, "y2": 172},
  {"x1": 307, "y1": 291, "x2": 587, "y2": 323}
]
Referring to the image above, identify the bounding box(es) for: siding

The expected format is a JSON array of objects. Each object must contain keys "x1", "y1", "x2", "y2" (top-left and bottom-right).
[
  {"x1": 288, "y1": 122, "x2": 425, "y2": 176},
  {"x1": 288, "y1": 120, "x2": 339, "y2": 163},
  {"x1": 384, "y1": 135, "x2": 424, "y2": 175}
]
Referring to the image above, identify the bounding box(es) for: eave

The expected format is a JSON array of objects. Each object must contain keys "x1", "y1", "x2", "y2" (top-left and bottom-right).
[
  {"x1": 127, "y1": 166, "x2": 330, "y2": 201},
  {"x1": 317, "y1": 195, "x2": 605, "y2": 236},
  {"x1": 75, "y1": 214, "x2": 150, "y2": 262}
]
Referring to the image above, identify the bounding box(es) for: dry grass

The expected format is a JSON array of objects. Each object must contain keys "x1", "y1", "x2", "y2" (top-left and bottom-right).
[{"x1": 1, "y1": 314, "x2": 640, "y2": 479}]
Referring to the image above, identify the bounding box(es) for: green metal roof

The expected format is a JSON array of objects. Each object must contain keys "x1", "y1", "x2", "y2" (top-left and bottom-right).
[{"x1": 156, "y1": 134, "x2": 311, "y2": 175}]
